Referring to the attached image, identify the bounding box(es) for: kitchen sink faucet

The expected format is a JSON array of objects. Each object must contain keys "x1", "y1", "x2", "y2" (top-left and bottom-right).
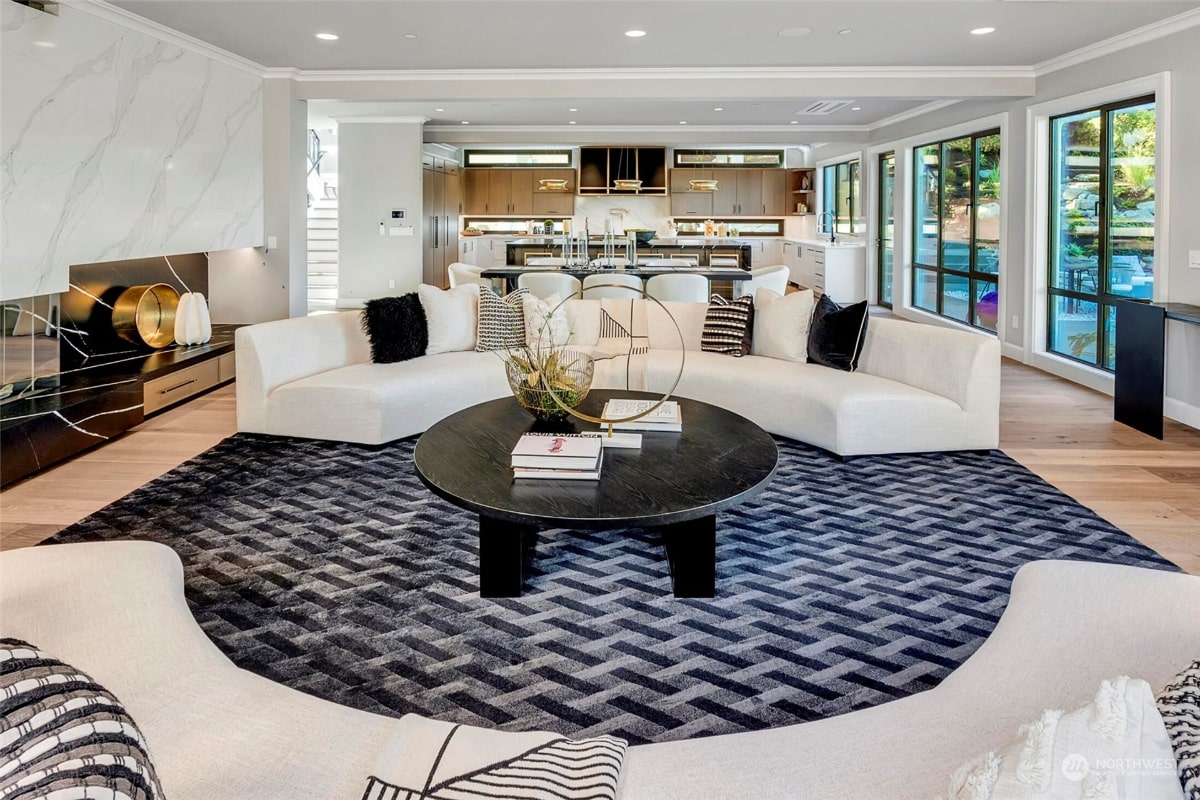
[{"x1": 818, "y1": 211, "x2": 837, "y2": 244}]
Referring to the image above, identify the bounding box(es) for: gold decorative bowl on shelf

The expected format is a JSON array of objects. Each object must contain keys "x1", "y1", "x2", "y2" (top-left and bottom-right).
[{"x1": 112, "y1": 283, "x2": 180, "y2": 349}]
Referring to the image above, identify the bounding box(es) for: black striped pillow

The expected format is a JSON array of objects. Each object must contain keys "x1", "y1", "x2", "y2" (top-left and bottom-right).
[
  {"x1": 476, "y1": 288, "x2": 529, "y2": 351},
  {"x1": 700, "y1": 294, "x2": 754, "y2": 357},
  {"x1": 0, "y1": 639, "x2": 164, "y2": 800},
  {"x1": 1157, "y1": 659, "x2": 1200, "y2": 799}
]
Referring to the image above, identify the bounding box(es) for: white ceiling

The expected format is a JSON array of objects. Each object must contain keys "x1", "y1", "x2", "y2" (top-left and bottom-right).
[
  {"x1": 107, "y1": 0, "x2": 1200, "y2": 140},
  {"x1": 111, "y1": 0, "x2": 1200, "y2": 71}
]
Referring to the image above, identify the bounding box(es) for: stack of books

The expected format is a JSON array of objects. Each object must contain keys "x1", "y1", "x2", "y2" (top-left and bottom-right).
[
  {"x1": 600, "y1": 398, "x2": 683, "y2": 432},
  {"x1": 511, "y1": 432, "x2": 603, "y2": 480}
]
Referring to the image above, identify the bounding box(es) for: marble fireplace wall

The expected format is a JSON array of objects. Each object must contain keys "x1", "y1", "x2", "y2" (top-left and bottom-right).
[{"x1": 1, "y1": 2, "x2": 264, "y2": 302}]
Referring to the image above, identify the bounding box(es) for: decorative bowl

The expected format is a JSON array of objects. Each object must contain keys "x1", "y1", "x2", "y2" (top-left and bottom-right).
[
  {"x1": 112, "y1": 283, "x2": 180, "y2": 348},
  {"x1": 505, "y1": 348, "x2": 595, "y2": 423},
  {"x1": 626, "y1": 229, "x2": 656, "y2": 244}
]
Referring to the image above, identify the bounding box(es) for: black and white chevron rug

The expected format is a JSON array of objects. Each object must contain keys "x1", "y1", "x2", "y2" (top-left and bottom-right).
[{"x1": 50, "y1": 434, "x2": 1176, "y2": 745}]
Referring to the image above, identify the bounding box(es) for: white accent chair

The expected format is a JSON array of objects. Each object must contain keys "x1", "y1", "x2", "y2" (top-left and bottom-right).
[
  {"x1": 645, "y1": 273, "x2": 709, "y2": 303},
  {"x1": 517, "y1": 272, "x2": 582, "y2": 300},
  {"x1": 582, "y1": 273, "x2": 643, "y2": 299},
  {"x1": 447, "y1": 262, "x2": 489, "y2": 290},
  {"x1": 734, "y1": 264, "x2": 790, "y2": 298}
]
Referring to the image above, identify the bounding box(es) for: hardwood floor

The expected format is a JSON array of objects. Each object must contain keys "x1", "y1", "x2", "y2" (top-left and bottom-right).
[{"x1": 2, "y1": 366, "x2": 1198, "y2": 573}]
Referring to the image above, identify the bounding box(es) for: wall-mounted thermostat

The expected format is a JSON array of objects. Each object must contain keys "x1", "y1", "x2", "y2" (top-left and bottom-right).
[{"x1": 391, "y1": 209, "x2": 406, "y2": 220}]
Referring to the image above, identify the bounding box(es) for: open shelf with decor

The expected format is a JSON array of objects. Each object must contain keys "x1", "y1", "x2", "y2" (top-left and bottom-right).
[{"x1": 789, "y1": 168, "x2": 816, "y2": 215}]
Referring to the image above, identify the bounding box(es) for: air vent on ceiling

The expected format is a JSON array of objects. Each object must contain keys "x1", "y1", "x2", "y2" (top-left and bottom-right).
[
  {"x1": 9, "y1": 0, "x2": 59, "y2": 15},
  {"x1": 796, "y1": 100, "x2": 854, "y2": 116}
]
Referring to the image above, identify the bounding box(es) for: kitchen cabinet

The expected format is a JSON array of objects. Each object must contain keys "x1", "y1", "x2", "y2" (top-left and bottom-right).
[
  {"x1": 463, "y1": 168, "x2": 576, "y2": 216},
  {"x1": 787, "y1": 241, "x2": 867, "y2": 303},
  {"x1": 422, "y1": 166, "x2": 462, "y2": 288},
  {"x1": 459, "y1": 237, "x2": 508, "y2": 269},
  {"x1": 750, "y1": 238, "x2": 782, "y2": 267},
  {"x1": 670, "y1": 168, "x2": 791, "y2": 217}
]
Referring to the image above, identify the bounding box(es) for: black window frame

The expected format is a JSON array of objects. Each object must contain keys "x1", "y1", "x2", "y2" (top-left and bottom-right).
[
  {"x1": 821, "y1": 159, "x2": 861, "y2": 234},
  {"x1": 1046, "y1": 94, "x2": 1155, "y2": 371},
  {"x1": 910, "y1": 128, "x2": 1002, "y2": 333}
]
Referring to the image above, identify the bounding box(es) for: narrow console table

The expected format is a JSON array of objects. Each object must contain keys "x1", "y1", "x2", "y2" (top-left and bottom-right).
[{"x1": 1114, "y1": 301, "x2": 1200, "y2": 439}]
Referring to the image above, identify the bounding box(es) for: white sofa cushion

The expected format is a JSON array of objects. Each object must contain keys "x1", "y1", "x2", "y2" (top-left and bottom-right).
[
  {"x1": 523, "y1": 293, "x2": 571, "y2": 349},
  {"x1": 751, "y1": 288, "x2": 813, "y2": 363},
  {"x1": 642, "y1": 350, "x2": 966, "y2": 455},
  {"x1": 419, "y1": 283, "x2": 479, "y2": 355},
  {"x1": 267, "y1": 351, "x2": 510, "y2": 444}
]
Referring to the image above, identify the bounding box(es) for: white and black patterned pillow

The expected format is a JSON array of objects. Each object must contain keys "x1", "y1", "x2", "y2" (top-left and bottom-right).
[
  {"x1": 700, "y1": 294, "x2": 754, "y2": 357},
  {"x1": 477, "y1": 288, "x2": 529, "y2": 352},
  {"x1": 1158, "y1": 659, "x2": 1200, "y2": 798},
  {"x1": 0, "y1": 638, "x2": 165, "y2": 799}
]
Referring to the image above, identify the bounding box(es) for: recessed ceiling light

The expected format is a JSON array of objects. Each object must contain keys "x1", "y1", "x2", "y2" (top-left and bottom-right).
[
  {"x1": 714, "y1": 107, "x2": 724, "y2": 112},
  {"x1": 315, "y1": 32, "x2": 339, "y2": 41},
  {"x1": 625, "y1": 30, "x2": 646, "y2": 38},
  {"x1": 403, "y1": 33, "x2": 418, "y2": 39},
  {"x1": 777, "y1": 27, "x2": 812, "y2": 38},
  {"x1": 838, "y1": 28, "x2": 853, "y2": 35},
  {"x1": 569, "y1": 107, "x2": 578, "y2": 112},
  {"x1": 971, "y1": 26, "x2": 996, "y2": 35},
  {"x1": 32, "y1": 40, "x2": 55, "y2": 47},
  {"x1": 569, "y1": 121, "x2": 577, "y2": 125},
  {"x1": 679, "y1": 121, "x2": 688, "y2": 125},
  {"x1": 790, "y1": 120, "x2": 799, "y2": 125},
  {"x1": 434, "y1": 108, "x2": 445, "y2": 112},
  {"x1": 851, "y1": 106, "x2": 862, "y2": 111},
  {"x1": 461, "y1": 121, "x2": 470, "y2": 125}
]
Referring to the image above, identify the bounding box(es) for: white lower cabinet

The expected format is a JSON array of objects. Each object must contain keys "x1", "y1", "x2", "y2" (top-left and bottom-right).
[{"x1": 786, "y1": 241, "x2": 866, "y2": 304}]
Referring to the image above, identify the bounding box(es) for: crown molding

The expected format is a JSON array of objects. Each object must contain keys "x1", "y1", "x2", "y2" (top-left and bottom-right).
[
  {"x1": 1034, "y1": 6, "x2": 1200, "y2": 77},
  {"x1": 867, "y1": 99, "x2": 961, "y2": 131},
  {"x1": 334, "y1": 115, "x2": 430, "y2": 124},
  {"x1": 423, "y1": 124, "x2": 871, "y2": 135},
  {"x1": 288, "y1": 65, "x2": 1037, "y2": 83},
  {"x1": 66, "y1": 0, "x2": 268, "y2": 76}
]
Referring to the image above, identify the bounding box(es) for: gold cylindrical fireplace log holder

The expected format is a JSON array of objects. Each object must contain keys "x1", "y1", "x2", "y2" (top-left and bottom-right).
[{"x1": 112, "y1": 283, "x2": 180, "y2": 348}]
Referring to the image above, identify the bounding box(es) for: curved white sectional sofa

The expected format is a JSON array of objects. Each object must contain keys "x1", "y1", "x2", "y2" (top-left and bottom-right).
[
  {"x1": 236, "y1": 300, "x2": 1000, "y2": 456},
  {"x1": 2, "y1": 541, "x2": 1195, "y2": 799}
]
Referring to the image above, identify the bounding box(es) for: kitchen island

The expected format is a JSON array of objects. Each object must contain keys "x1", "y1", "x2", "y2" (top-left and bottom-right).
[{"x1": 504, "y1": 237, "x2": 753, "y2": 269}]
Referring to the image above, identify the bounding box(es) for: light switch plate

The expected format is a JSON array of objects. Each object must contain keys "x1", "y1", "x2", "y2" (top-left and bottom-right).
[
  {"x1": 267, "y1": 235, "x2": 278, "y2": 249},
  {"x1": 1189, "y1": 250, "x2": 1200, "y2": 269}
]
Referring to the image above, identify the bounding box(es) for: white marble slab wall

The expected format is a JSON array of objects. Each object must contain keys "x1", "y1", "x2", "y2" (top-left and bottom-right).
[
  {"x1": 1, "y1": 3, "x2": 264, "y2": 301},
  {"x1": 572, "y1": 196, "x2": 671, "y2": 237}
]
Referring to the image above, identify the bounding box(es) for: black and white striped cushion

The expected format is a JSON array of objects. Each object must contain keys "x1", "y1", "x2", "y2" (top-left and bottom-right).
[
  {"x1": 476, "y1": 288, "x2": 530, "y2": 352},
  {"x1": 700, "y1": 294, "x2": 754, "y2": 357},
  {"x1": 1158, "y1": 659, "x2": 1200, "y2": 799},
  {"x1": 364, "y1": 730, "x2": 627, "y2": 800},
  {"x1": 0, "y1": 639, "x2": 164, "y2": 799}
]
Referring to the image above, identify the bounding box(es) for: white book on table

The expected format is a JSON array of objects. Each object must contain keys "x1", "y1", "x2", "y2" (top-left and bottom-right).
[
  {"x1": 513, "y1": 449, "x2": 603, "y2": 480},
  {"x1": 511, "y1": 432, "x2": 603, "y2": 469},
  {"x1": 601, "y1": 399, "x2": 682, "y2": 432}
]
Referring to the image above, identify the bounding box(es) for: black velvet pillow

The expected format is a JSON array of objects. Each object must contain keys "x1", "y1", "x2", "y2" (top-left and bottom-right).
[
  {"x1": 807, "y1": 295, "x2": 869, "y2": 371},
  {"x1": 361, "y1": 293, "x2": 428, "y2": 363}
]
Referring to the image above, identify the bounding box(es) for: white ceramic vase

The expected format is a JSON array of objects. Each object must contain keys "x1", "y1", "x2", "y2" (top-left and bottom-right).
[{"x1": 174, "y1": 292, "x2": 212, "y2": 345}]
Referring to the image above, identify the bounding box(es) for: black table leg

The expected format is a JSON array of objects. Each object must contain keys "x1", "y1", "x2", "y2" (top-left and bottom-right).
[
  {"x1": 660, "y1": 514, "x2": 716, "y2": 598},
  {"x1": 479, "y1": 515, "x2": 537, "y2": 598}
]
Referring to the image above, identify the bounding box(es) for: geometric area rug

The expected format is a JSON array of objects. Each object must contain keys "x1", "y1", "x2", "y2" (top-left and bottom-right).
[{"x1": 49, "y1": 433, "x2": 1177, "y2": 745}]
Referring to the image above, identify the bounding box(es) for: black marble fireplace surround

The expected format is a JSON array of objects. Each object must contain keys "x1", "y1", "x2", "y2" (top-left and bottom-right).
[{"x1": 1, "y1": 254, "x2": 235, "y2": 487}]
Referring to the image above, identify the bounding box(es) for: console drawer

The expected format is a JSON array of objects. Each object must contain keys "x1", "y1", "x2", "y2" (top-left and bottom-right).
[
  {"x1": 143, "y1": 360, "x2": 220, "y2": 414},
  {"x1": 218, "y1": 351, "x2": 236, "y2": 383}
]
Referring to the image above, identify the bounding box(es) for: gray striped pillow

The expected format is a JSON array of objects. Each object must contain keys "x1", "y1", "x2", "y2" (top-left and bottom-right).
[
  {"x1": 700, "y1": 294, "x2": 755, "y2": 357},
  {"x1": 476, "y1": 288, "x2": 529, "y2": 351},
  {"x1": 0, "y1": 639, "x2": 164, "y2": 799}
]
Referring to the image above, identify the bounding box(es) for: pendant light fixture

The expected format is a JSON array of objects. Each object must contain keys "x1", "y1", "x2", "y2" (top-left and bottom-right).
[
  {"x1": 688, "y1": 146, "x2": 718, "y2": 192},
  {"x1": 612, "y1": 147, "x2": 642, "y2": 191}
]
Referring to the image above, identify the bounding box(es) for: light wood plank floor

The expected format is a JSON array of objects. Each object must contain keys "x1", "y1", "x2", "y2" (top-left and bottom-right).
[{"x1": 3, "y1": 366, "x2": 1198, "y2": 573}]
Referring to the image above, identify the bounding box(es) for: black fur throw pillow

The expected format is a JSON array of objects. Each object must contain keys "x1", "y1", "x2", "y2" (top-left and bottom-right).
[{"x1": 361, "y1": 293, "x2": 428, "y2": 363}]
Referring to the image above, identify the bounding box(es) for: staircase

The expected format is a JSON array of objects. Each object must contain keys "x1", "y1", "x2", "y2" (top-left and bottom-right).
[{"x1": 307, "y1": 196, "x2": 338, "y2": 314}]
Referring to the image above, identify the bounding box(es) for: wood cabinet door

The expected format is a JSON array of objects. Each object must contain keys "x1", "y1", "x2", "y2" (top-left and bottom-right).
[
  {"x1": 422, "y1": 169, "x2": 441, "y2": 285},
  {"x1": 487, "y1": 171, "x2": 512, "y2": 215},
  {"x1": 735, "y1": 169, "x2": 763, "y2": 216},
  {"x1": 711, "y1": 172, "x2": 738, "y2": 216},
  {"x1": 669, "y1": 168, "x2": 706, "y2": 193},
  {"x1": 671, "y1": 189, "x2": 712, "y2": 217},
  {"x1": 463, "y1": 169, "x2": 489, "y2": 215},
  {"x1": 509, "y1": 169, "x2": 534, "y2": 215},
  {"x1": 762, "y1": 170, "x2": 788, "y2": 216}
]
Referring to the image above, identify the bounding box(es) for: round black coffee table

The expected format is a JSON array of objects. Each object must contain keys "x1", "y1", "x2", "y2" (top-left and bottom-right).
[{"x1": 413, "y1": 390, "x2": 778, "y2": 598}]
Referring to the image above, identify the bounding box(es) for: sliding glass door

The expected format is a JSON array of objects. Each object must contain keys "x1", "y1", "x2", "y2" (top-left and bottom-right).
[
  {"x1": 911, "y1": 130, "x2": 1001, "y2": 331},
  {"x1": 1047, "y1": 96, "x2": 1155, "y2": 369},
  {"x1": 877, "y1": 152, "x2": 895, "y2": 307}
]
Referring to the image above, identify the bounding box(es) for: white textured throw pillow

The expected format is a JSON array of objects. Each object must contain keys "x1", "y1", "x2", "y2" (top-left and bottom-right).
[
  {"x1": 752, "y1": 288, "x2": 813, "y2": 362},
  {"x1": 522, "y1": 292, "x2": 571, "y2": 350},
  {"x1": 418, "y1": 283, "x2": 479, "y2": 355},
  {"x1": 935, "y1": 676, "x2": 1184, "y2": 800}
]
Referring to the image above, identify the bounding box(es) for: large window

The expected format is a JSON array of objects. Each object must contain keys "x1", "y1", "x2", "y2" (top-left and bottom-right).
[
  {"x1": 912, "y1": 130, "x2": 1001, "y2": 332},
  {"x1": 1047, "y1": 96, "x2": 1155, "y2": 369},
  {"x1": 821, "y1": 159, "x2": 862, "y2": 234}
]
